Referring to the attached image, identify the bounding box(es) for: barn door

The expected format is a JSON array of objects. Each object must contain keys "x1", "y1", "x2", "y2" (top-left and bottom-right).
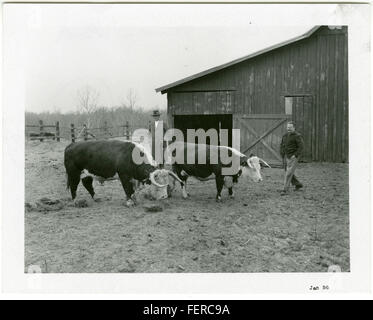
[
  {"x1": 291, "y1": 96, "x2": 314, "y2": 162},
  {"x1": 233, "y1": 114, "x2": 291, "y2": 167}
]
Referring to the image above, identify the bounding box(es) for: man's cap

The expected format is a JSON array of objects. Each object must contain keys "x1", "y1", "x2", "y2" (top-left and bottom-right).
[{"x1": 152, "y1": 110, "x2": 161, "y2": 117}]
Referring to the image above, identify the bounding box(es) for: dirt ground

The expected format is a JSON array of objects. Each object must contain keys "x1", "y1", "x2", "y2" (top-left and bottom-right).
[{"x1": 25, "y1": 140, "x2": 350, "y2": 273}]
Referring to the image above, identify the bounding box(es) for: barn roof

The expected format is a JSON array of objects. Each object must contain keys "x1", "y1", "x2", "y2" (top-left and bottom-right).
[{"x1": 155, "y1": 26, "x2": 321, "y2": 94}]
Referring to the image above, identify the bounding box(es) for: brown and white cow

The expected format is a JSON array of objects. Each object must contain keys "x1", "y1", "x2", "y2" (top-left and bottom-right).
[
  {"x1": 64, "y1": 140, "x2": 183, "y2": 206},
  {"x1": 167, "y1": 142, "x2": 270, "y2": 201}
]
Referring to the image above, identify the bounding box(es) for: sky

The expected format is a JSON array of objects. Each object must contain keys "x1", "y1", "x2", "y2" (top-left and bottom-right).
[{"x1": 3, "y1": 3, "x2": 344, "y2": 114}]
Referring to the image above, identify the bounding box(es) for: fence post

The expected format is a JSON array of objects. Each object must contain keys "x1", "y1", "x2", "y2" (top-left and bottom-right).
[
  {"x1": 56, "y1": 121, "x2": 60, "y2": 142},
  {"x1": 122, "y1": 123, "x2": 126, "y2": 137},
  {"x1": 71, "y1": 123, "x2": 75, "y2": 143},
  {"x1": 104, "y1": 121, "x2": 108, "y2": 138},
  {"x1": 39, "y1": 120, "x2": 44, "y2": 142},
  {"x1": 84, "y1": 124, "x2": 88, "y2": 141},
  {"x1": 125, "y1": 121, "x2": 130, "y2": 140}
]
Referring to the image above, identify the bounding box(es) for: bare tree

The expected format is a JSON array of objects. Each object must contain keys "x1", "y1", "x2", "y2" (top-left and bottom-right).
[
  {"x1": 126, "y1": 88, "x2": 138, "y2": 111},
  {"x1": 77, "y1": 86, "x2": 99, "y2": 128}
]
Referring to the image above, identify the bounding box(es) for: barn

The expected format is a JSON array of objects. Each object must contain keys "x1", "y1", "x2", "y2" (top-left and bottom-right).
[{"x1": 156, "y1": 26, "x2": 348, "y2": 166}]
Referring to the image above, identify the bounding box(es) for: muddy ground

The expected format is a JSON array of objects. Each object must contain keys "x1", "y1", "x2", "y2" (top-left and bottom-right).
[{"x1": 25, "y1": 140, "x2": 350, "y2": 273}]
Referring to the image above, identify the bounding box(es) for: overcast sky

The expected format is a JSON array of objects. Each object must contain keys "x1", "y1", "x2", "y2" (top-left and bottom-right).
[{"x1": 3, "y1": 3, "x2": 345, "y2": 113}]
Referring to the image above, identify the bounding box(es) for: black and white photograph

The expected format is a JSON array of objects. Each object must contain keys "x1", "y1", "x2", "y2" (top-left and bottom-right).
[{"x1": 1, "y1": 2, "x2": 371, "y2": 296}]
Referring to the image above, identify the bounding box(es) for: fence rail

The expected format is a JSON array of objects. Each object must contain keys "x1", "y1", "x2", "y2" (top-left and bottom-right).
[
  {"x1": 25, "y1": 120, "x2": 152, "y2": 143},
  {"x1": 25, "y1": 120, "x2": 61, "y2": 142}
]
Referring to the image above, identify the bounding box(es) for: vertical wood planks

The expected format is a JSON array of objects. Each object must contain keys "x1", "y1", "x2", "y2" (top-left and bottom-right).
[
  {"x1": 166, "y1": 27, "x2": 348, "y2": 162},
  {"x1": 343, "y1": 31, "x2": 349, "y2": 162}
]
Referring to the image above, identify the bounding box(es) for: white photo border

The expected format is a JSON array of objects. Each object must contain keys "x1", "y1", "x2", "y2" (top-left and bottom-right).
[{"x1": 1, "y1": 1, "x2": 371, "y2": 296}]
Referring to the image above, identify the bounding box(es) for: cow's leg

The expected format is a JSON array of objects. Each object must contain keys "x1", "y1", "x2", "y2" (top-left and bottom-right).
[
  {"x1": 118, "y1": 173, "x2": 136, "y2": 206},
  {"x1": 179, "y1": 171, "x2": 188, "y2": 199},
  {"x1": 67, "y1": 172, "x2": 81, "y2": 200},
  {"x1": 176, "y1": 172, "x2": 188, "y2": 199},
  {"x1": 215, "y1": 175, "x2": 225, "y2": 202},
  {"x1": 181, "y1": 178, "x2": 189, "y2": 199},
  {"x1": 228, "y1": 187, "x2": 234, "y2": 199},
  {"x1": 174, "y1": 167, "x2": 189, "y2": 199},
  {"x1": 166, "y1": 168, "x2": 176, "y2": 197},
  {"x1": 81, "y1": 176, "x2": 95, "y2": 198},
  {"x1": 167, "y1": 177, "x2": 176, "y2": 197}
]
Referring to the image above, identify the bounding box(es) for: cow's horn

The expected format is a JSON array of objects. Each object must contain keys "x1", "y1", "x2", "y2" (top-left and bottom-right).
[
  {"x1": 167, "y1": 170, "x2": 184, "y2": 184},
  {"x1": 247, "y1": 159, "x2": 253, "y2": 168},
  {"x1": 150, "y1": 170, "x2": 168, "y2": 188},
  {"x1": 259, "y1": 158, "x2": 271, "y2": 168}
]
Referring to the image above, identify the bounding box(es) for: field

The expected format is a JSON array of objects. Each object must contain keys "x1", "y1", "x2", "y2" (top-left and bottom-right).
[{"x1": 25, "y1": 140, "x2": 350, "y2": 273}]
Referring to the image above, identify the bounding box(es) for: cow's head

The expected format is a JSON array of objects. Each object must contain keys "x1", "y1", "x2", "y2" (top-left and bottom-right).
[
  {"x1": 240, "y1": 154, "x2": 270, "y2": 183},
  {"x1": 144, "y1": 169, "x2": 184, "y2": 200},
  {"x1": 147, "y1": 169, "x2": 169, "y2": 200},
  {"x1": 132, "y1": 142, "x2": 184, "y2": 200}
]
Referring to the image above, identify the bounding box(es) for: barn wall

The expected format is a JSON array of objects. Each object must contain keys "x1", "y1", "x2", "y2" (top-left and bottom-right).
[{"x1": 167, "y1": 26, "x2": 348, "y2": 162}]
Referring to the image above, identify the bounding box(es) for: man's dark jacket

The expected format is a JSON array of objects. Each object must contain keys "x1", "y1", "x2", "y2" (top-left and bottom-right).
[{"x1": 280, "y1": 131, "x2": 304, "y2": 159}]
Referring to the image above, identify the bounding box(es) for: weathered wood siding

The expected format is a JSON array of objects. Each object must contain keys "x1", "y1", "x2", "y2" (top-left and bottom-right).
[
  {"x1": 168, "y1": 91, "x2": 234, "y2": 115},
  {"x1": 167, "y1": 26, "x2": 348, "y2": 162}
]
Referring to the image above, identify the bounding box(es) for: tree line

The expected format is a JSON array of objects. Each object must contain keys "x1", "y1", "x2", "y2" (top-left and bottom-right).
[
  {"x1": 25, "y1": 105, "x2": 166, "y2": 130},
  {"x1": 26, "y1": 86, "x2": 167, "y2": 132}
]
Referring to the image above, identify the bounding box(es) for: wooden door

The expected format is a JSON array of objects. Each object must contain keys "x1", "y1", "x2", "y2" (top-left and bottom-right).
[{"x1": 233, "y1": 114, "x2": 292, "y2": 167}]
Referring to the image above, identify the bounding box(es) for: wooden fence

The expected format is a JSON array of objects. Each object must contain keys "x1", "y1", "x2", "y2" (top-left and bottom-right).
[
  {"x1": 25, "y1": 120, "x2": 152, "y2": 143},
  {"x1": 25, "y1": 120, "x2": 60, "y2": 142}
]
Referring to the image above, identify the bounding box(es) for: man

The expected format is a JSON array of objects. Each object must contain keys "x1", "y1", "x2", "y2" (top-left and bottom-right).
[
  {"x1": 280, "y1": 121, "x2": 304, "y2": 195},
  {"x1": 150, "y1": 109, "x2": 168, "y2": 168}
]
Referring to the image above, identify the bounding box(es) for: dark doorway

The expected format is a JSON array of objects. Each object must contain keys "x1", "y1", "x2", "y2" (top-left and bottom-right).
[{"x1": 174, "y1": 114, "x2": 233, "y2": 147}]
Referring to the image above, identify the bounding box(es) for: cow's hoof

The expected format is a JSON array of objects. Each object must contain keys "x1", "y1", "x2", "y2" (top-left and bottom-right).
[
  {"x1": 125, "y1": 199, "x2": 135, "y2": 207},
  {"x1": 216, "y1": 196, "x2": 222, "y2": 203},
  {"x1": 130, "y1": 195, "x2": 137, "y2": 205},
  {"x1": 74, "y1": 199, "x2": 89, "y2": 208},
  {"x1": 229, "y1": 195, "x2": 235, "y2": 199}
]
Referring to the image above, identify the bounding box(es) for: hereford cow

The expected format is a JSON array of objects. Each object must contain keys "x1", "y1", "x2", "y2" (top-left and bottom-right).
[
  {"x1": 64, "y1": 140, "x2": 183, "y2": 206},
  {"x1": 167, "y1": 142, "x2": 270, "y2": 202}
]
